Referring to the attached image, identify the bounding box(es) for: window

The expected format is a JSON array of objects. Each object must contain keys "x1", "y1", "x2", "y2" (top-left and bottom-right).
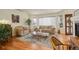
[
  {"x1": 38, "y1": 17, "x2": 57, "y2": 26},
  {"x1": 32, "y1": 18, "x2": 37, "y2": 26},
  {"x1": 32, "y1": 17, "x2": 59, "y2": 28}
]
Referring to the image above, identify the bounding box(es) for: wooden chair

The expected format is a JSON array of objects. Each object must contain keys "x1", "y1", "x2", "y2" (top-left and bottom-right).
[{"x1": 50, "y1": 36, "x2": 70, "y2": 50}]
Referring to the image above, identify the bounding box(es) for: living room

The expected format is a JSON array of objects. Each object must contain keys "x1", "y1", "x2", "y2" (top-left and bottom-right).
[{"x1": 0, "y1": 9, "x2": 79, "y2": 50}]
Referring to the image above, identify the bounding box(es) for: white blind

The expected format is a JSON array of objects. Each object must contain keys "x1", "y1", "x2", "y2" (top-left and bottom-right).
[{"x1": 38, "y1": 17, "x2": 57, "y2": 26}]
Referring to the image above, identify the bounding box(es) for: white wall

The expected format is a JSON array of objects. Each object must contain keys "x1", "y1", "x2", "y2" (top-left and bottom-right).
[{"x1": 0, "y1": 9, "x2": 29, "y2": 35}]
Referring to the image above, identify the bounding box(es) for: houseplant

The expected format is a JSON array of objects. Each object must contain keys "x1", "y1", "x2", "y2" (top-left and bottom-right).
[
  {"x1": 25, "y1": 18, "x2": 31, "y2": 32},
  {"x1": 0, "y1": 24, "x2": 12, "y2": 46}
]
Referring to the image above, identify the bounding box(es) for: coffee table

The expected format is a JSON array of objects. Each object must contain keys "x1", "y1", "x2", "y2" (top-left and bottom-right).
[{"x1": 32, "y1": 32, "x2": 49, "y2": 40}]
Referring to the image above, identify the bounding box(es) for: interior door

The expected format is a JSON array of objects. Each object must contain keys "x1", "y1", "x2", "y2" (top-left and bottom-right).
[{"x1": 65, "y1": 14, "x2": 73, "y2": 35}]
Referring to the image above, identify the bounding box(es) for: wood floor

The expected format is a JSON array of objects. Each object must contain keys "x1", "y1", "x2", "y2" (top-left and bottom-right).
[
  {"x1": 0, "y1": 34, "x2": 79, "y2": 50},
  {"x1": 0, "y1": 38, "x2": 51, "y2": 50}
]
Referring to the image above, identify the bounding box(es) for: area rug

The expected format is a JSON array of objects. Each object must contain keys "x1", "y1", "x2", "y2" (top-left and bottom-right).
[{"x1": 17, "y1": 34, "x2": 51, "y2": 48}]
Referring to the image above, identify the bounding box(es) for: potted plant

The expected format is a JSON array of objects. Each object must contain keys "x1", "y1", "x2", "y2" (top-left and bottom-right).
[
  {"x1": 25, "y1": 18, "x2": 31, "y2": 33},
  {"x1": 0, "y1": 24, "x2": 12, "y2": 47}
]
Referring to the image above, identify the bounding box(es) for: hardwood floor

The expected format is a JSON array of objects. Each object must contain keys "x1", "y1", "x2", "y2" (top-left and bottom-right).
[
  {"x1": 0, "y1": 34, "x2": 79, "y2": 50},
  {"x1": 0, "y1": 37, "x2": 51, "y2": 50}
]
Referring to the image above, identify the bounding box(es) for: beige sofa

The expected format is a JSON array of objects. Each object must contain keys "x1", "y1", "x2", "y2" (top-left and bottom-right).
[{"x1": 35, "y1": 26, "x2": 56, "y2": 34}]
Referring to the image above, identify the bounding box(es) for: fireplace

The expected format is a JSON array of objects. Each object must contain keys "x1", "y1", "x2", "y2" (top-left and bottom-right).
[{"x1": 75, "y1": 23, "x2": 79, "y2": 36}]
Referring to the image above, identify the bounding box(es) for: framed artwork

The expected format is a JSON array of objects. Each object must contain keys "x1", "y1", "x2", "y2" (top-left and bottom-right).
[
  {"x1": 59, "y1": 15, "x2": 63, "y2": 28},
  {"x1": 12, "y1": 14, "x2": 20, "y2": 23}
]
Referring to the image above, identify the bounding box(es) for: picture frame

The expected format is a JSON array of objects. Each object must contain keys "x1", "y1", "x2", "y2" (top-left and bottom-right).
[
  {"x1": 12, "y1": 14, "x2": 20, "y2": 23},
  {"x1": 59, "y1": 15, "x2": 63, "y2": 28}
]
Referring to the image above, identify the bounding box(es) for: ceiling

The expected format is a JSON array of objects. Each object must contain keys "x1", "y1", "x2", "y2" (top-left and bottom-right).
[{"x1": 17, "y1": 9, "x2": 63, "y2": 15}]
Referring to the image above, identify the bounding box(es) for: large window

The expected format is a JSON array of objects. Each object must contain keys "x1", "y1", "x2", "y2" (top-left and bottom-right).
[
  {"x1": 32, "y1": 17, "x2": 60, "y2": 28},
  {"x1": 38, "y1": 17, "x2": 57, "y2": 26}
]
